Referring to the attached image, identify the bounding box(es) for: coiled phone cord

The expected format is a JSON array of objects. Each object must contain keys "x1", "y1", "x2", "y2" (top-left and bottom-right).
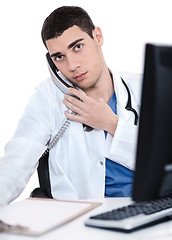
[
  {"x1": 41, "y1": 117, "x2": 71, "y2": 157},
  {"x1": 41, "y1": 111, "x2": 93, "y2": 157}
]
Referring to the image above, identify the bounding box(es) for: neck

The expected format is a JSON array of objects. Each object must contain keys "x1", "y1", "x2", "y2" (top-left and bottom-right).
[{"x1": 85, "y1": 66, "x2": 114, "y2": 103}]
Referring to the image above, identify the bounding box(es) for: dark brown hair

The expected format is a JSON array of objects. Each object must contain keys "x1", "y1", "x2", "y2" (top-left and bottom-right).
[{"x1": 41, "y1": 6, "x2": 95, "y2": 47}]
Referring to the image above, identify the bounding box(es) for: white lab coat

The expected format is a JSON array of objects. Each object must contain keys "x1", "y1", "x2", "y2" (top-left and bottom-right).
[{"x1": 0, "y1": 70, "x2": 142, "y2": 205}]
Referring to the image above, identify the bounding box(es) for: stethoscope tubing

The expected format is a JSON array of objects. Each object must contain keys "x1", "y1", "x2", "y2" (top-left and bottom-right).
[{"x1": 121, "y1": 77, "x2": 139, "y2": 126}]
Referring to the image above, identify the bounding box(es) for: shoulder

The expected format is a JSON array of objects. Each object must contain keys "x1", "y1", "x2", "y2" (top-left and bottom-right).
[
  {"x1": 119, "y1": 71, "x2": 143, "y2": 84},
  {"x1": 24, "y1": 78, "x2": 64, "y2": 114},
  {"x1": 35, "y1": 77, "x2": 58, "y2": 95},
  {"x1": 33, "y1": 77, "x2": 64, "y2": 102}
]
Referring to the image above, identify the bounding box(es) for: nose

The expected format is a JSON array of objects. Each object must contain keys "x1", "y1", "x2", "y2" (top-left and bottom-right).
[{"x1": 66, "y1": 54, "x2": 80, "y2": 72}]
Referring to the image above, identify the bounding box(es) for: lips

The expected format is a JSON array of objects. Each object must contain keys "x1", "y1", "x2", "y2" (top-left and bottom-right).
[{"x1": 74, "y1": 72, "x2": 87, "y2": 81}]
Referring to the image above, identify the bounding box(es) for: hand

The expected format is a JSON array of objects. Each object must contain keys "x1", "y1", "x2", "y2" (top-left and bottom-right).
[{"x1": 63, "y1": 88, "x2": 119, "y2": 136}]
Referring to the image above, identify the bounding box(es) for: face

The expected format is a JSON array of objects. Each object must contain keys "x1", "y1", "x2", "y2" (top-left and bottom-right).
[{"x1": 46, "y1": 25, "x2": 105, "y2": 91}]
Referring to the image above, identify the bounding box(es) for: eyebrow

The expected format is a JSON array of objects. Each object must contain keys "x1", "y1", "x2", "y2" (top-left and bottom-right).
[
  {"x1": 50, "y1": 52, "x2": 62, "y2": 58},
  {"x1": 68, "y1": 38, "x2": 83, "y2": 49},
  {"x1": 50, "y1": 38, "x2": 84, "y2": 58}
]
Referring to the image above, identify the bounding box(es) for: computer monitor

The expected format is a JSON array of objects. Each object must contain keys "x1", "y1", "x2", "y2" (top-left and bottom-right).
[{"x1": 132, "y1": 43, "x2": 172, "y2": 202}]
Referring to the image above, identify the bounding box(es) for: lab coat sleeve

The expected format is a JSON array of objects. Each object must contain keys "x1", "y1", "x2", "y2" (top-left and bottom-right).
[
  {"x1": 0, "y1": 83, "x2": 52, "y2": 205},
  {"x1": 105, "y1": 117, "x2": 138, "y2": 170},
  {"x1": 0, "y1": 138, "x2": 46, "y2": 205}
]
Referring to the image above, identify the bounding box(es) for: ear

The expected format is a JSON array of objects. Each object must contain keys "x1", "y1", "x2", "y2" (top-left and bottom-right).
[{"x1": 92, "y1": 27, "x2": 103, "y2": 46}]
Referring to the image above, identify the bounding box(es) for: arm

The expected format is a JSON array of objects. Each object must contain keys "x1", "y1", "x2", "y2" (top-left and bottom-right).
[
  {"x1": 0, "y1": 85, "x2": 52, "y2": 205},
  {"x1": 63, "y1": 87, "x2": 139, "y2": 170},
  {"x1": 0, "y1": 138, "x2": 45, "y2": 205}
]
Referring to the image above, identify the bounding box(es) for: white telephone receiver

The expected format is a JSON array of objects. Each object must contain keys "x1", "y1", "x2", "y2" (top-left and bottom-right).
[{"x1": 46, "y1": 52, "x2": 76, "y2": 94}]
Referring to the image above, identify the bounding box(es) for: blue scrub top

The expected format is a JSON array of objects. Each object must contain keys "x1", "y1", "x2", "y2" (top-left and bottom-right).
[{"x1": 105, "y1": 91, "x2": 133, "y2": 197}]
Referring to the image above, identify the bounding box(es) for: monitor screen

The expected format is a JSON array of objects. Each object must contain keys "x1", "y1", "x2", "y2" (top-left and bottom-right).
[{"x1": 132, "y1": 43, "x2": 172, "y2": 202}]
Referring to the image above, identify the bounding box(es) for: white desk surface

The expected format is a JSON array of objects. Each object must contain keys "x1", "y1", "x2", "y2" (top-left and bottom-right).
[{"x1": 1, "y1": 197, "x2": 172, "y2": 240}]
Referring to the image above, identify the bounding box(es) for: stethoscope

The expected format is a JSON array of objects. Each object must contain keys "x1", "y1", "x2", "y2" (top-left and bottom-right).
[{"x1": 121, "y1": 77, "x2": 139, "y2": 126}]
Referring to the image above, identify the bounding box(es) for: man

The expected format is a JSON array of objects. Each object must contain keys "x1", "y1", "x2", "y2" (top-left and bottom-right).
[{"x1": 0, "y1": 6, "x2": 142, "y2": 205}]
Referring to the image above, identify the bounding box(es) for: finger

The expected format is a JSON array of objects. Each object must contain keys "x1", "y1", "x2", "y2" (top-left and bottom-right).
[
  {"x1": 63, "y1": 98, "x2": 83, "y2": 114},
  {"x1": 64, "y1": 94, "x2": 85, "y2": 110},
  {"x1": 64, "y1": 110, "x2": 83, "y2": 122},
  {"x1": 68, "y1": 88, "x2": 86, "y2": 102}
]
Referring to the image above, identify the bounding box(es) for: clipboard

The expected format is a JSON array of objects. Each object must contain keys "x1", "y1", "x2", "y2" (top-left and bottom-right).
[{"x1": 0, "y1": 198, "x2": 101, "y2": 236}]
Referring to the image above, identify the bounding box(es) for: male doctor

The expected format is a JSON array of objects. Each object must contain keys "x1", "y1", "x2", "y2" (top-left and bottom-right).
[{"x1": 0, "y1": 6, "x2": 142, "y2": 205}]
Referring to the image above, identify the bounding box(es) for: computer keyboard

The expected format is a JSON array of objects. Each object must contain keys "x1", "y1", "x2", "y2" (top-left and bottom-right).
[{"x1": 85, "y1": 196, "x2": 172, "y2": 232}]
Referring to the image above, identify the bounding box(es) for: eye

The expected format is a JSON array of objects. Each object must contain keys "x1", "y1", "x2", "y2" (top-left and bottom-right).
[
  {"x1": 74, "y1": 44, "x2": 83, "y2": 51},
  {"x1": 54, "y1": 55, "x2": 64, "y2": 62}
]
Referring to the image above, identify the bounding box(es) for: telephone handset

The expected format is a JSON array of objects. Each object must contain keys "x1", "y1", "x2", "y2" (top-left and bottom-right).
[
  {"x1": 46, "y1": 52, "x2": 75, "y2": 94},
  {"x1": 42, "y1": 53, "x2": 93, "y2": 156}
]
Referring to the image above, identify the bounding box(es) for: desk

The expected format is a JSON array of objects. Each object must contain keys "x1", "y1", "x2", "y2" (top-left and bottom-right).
[{"x1": 1, "y1": 198, "x2": 172, "y2": 240}]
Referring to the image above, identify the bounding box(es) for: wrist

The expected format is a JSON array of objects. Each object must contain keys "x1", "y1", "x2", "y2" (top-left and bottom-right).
[{"x1": 106, "y1": 115, "x2": 119, "y2": 136}]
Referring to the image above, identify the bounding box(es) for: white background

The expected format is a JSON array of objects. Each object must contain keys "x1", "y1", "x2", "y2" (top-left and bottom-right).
[{"x1": 0, "y1": 0, "x2": 171, "y2": 201}]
